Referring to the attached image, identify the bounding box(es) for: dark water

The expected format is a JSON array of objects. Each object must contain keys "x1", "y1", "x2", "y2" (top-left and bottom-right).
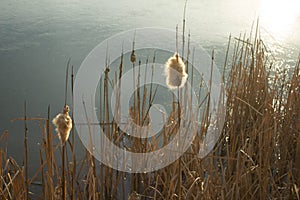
[{"x1": 0, "y1": 0, "x2": 299, "y2": 176}]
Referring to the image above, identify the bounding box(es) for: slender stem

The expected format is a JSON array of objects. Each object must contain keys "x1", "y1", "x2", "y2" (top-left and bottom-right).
[
  {"x1": 71, "y1": 65, "x2": 76, "y2": 200},
  {"x1": 182, "y1": 0, "x2": 187, "y2": 60},
  {"x1": 176, "y1": 25, "x2": 178, "y2": 54},
  {"x1": 65, "y1": 58, "x2": 70, "y2": 106},
  {"x1": 62, "y1": 143, "x2": 66, "y2": 200},
  {"x1": 24, "y1": 101, "x2": 29, "y2": 200},
  {"x1": 177, "y1": 88, "x2": 182, "y2": 200}
]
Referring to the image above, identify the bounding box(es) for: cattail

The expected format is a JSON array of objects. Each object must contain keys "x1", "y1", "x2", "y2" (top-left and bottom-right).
[
  {"x1": 165, "y1": 53, "x2": 188, "y2": 89},
  {"x1": 130, "y1": 50, "x2": 136, "y2": 63},
  {"x1": 52, "y1": 105, "x2": 72, "y2": 144}
]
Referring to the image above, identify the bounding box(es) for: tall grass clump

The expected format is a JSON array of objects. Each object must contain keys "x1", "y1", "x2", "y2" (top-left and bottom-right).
[{"x1": 0, "y1": 24, "x2": 299, "y2": 200}]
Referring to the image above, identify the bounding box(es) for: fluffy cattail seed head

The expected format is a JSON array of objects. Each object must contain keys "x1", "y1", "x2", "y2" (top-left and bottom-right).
[
  {"x1": 52, "y1": 105, "x2": 72, "y2": 144},
  {"x1": 165, "y1": 53, "x2": 188, "y2": 89}
]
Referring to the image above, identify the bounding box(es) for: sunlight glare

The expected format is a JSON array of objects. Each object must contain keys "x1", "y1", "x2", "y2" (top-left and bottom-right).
[{"x1": 260, "y1": 0, "x2": 300, "y2": 40}]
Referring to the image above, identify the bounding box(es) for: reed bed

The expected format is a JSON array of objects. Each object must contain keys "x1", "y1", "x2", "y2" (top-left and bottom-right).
[{"x1": 0, "y1": 27, "x2": 300, "y2": 200}]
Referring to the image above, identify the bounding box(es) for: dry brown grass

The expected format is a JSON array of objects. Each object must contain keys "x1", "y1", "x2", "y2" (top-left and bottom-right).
[{"x1": 0, "y1": 27, "x2": 300, "y2": 200}]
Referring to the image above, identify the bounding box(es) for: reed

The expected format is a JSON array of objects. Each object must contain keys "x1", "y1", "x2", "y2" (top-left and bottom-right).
[
  {"x1": 24, "y1": 101, "x2": 29, "y2": 200},
  {"x1": 0, "y1": 25, "x2": 299, "y2": 200}
]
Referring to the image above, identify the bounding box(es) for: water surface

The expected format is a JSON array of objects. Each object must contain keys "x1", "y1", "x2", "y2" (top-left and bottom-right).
[{"x1": 0, "y1": 0, "x2": 299, "y2": 172}]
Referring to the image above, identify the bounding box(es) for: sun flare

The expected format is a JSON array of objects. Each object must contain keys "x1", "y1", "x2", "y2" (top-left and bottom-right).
[{"x1": 260, "y1": 0, "x2": 300, "y2": 40}]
